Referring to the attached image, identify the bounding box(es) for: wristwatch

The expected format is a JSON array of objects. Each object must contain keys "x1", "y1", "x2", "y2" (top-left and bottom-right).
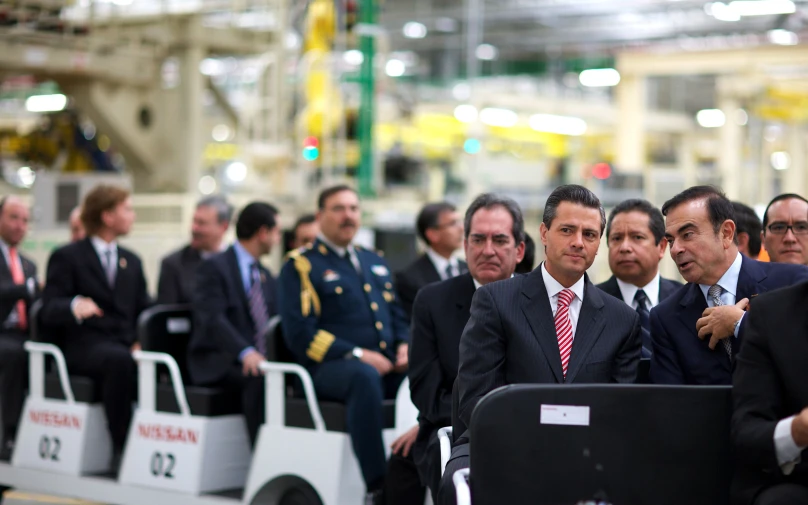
[{"x1": 348, "y1": 347, "x2": 364, "y2": 360}]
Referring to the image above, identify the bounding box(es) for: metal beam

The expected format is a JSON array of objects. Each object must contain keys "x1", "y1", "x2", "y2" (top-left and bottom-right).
[{"x1": 618, "y1": 46, "x2": 808, "y2": 77}]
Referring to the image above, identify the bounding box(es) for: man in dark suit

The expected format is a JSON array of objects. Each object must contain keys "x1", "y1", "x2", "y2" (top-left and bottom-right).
[
  {"x1": 0, "y1": 196, "x2": 40, "y2": 461},
  {"x1": 41, "y1": 185, "x2": 151, "y2": 470},
  {"x1": 409, "y1": 193, "x2": 525, "y2": 501},
  {"x1": 597, "y1": 199, "x2": 682, "y2": 357},
  {"x1": 396, "y1": 202, "x2": 465, "y2": 317},
  {"x1": 650, "y1": 186, "x2": 808, "y2": 385},
  {"x1": 157, "y1": 196, "x2": 233, "y2": 304},
  {"x1": 187, "y1": 202, "x2": 280, "y2": 446},
  {"x1": 732, "y1": 282, "x2": 808, "y2": 505},
  {"x1": 761, "y1": 193, "x2": 808, "y2": 266},
  {"x1": 439, "y1": 185, "x2": 641, "y2": 505}
]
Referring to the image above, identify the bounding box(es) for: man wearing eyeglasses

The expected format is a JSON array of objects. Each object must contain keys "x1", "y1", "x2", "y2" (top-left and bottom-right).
[{"x1": 762, "y1": 194, "x2": 808, "y2": 266}]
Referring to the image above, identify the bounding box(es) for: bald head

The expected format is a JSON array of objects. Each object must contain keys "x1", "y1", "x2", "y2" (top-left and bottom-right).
[
  {"x1": 0, "y1": 196, "x2": 29, "y2": 247},
  {"x1": 69, "y1": 206, "x2": 85, "y2": 242}
]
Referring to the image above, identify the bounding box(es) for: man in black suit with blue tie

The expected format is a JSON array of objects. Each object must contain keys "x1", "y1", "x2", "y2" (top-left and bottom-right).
[
  {"x1": 41, "y1": 185, "x2": 151, "y2": 471},
  {"x1": 650, "y1": 186, "x2": 808, "y2": 385},
  {"x1": 439, "y1": 185, "x2": 641, "y2": 505},
  {"x1": 188, "y1": 202, "x2": 280, "y2": 446},
  {"x1": 597, "y1": 199, "x2": 682, "y2": 357}
]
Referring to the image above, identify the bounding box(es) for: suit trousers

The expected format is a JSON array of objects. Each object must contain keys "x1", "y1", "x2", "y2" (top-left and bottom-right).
[
  {"x1": 311, "y1": 360, "x2": 404, "y2": 490},
  {"x1": 385, "y1": 451, "x2": 427, "y2": 505},
  {"x1": 0, "y1": 332, "x2": 28, "y2": 439},
  {"x1": 413, "y1": 428, "x2": 443, "y2": 503},
  {"x1": 208, "y1": 367, "x2": 265, "y2": 447},
  {"x1": 64, "y1": 341, "x2": 136, "y2": 453},
  {"x1": 437, "y1": 444, "x2": 469, "y2": 505},
  {"x1": 753, "y1": 483, "x2": 808, "y2": 505}
]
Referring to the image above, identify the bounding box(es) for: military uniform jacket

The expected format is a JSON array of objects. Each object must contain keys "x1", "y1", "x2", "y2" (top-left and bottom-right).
[{"x1": 278, "y1": 237, "x2": 409, "y2": 367}]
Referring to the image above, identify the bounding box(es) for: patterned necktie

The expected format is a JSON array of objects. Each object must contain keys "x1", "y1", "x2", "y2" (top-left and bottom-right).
[
  {"x1": 8, "y1": 247, "x2": 26, "y2": 330},
  {"x1": 634, "y1": 289, "x2": 650, "y2": 332},
  {"x1": 554, "y1": 289, "x2": 575, "y2": 378},
  {"x1": 104, "y1": 248, "x2": 116, "y2": 288},
  {"x1": 708, "y1": 284, "x2": 733, "y2": 359},
  {"x1": 248, "y1": 263, "x2": 269, "y2": 355},
  {"x1": 445, "y1": 263, "x2": 456, "y2": 280}
]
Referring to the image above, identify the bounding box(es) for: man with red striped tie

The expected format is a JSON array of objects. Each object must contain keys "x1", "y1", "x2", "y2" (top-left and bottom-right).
[
  {"x1": 0, "y1": 196, "x2": 40, "y2": 463},
  {"x1": 438, "y1": 185, "x2": 642, "y2": 505}
]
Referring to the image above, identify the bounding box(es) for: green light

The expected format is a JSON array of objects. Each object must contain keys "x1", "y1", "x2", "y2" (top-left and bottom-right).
[
  {"x1": 464, "y1": 138, "x2": 481, "y2": 154},
  {"x1": 302, "y1": 146, "x2": 319, "y2": 161}
]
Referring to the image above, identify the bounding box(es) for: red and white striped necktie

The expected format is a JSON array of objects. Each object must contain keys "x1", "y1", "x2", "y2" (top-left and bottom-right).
[{"x1": 554, "y1": 288, "x2": 575, "y2": 378}]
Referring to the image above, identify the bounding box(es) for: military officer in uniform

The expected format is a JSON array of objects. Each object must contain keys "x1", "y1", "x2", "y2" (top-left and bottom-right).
[{"x1": 278, "y1": 184, "x2": 410, "y2": 505}]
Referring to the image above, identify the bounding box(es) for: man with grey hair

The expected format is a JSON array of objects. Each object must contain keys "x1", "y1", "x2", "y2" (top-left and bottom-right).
[
  {"x1": 157, "y1": 196, "x2": 233, "y2": 304},
  {"x1": 438, "y1": 184, "x2": 641, "y2": 505}
]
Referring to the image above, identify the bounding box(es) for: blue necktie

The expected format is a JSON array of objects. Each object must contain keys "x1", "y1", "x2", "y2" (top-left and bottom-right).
[
  {"x1": 248, "y1": 263, "x2": 269, "y2": 355},
  {"x1": 634, "y1": 289, "x2": 652, "y2": 357}
]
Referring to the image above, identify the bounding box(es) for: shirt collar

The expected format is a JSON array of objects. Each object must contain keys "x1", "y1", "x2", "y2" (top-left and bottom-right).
[
  {"x1": 699, "y1": 251, "x2": 743, "y2": 299},
  {"x1": 90, "y1": 236, "x2": 117, "y2": 255},
  {"x1": 472, "y1": 273, "x2": 514, "y2": 290},
  {"x1": 426, "y1": 247, "x2": 457, "y2": 274},
  {"x1": 616, "y1": 272, "x2": 660, "y2": 307},
  {"x1": 232, "y1": 240, "x2": 256, "y2": 267},
  {"x1": 541, "y1": 262, "x2": 585, "y2": 302},
  {"x1": 317, "y1": 233, "x2": 353, "y2": 258}
]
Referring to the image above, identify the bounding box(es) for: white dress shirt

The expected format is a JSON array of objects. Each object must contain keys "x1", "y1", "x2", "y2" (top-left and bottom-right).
[
  {"x1": 90, "y1": 235, "x2": 118, "y2": 276},
  {"x1": 774, "y1": 415, "x2": 806, "y2": 474},
  {"x1": 541, "y1": 262, "x2": 585, "y2": 339},
  {"x1": 616, "y1": 273, "x2": 660, "y2": 311},
  {"x1": 318, "y1": 234, "x2": 361, "y2": 273},
  {"x1": 426, "y1": 247, "x2": 461, "y2": 280}
]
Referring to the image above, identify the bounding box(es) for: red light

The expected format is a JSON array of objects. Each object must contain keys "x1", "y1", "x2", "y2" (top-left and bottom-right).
[
  {"x1": 303, "y1": 136, "x2": 319, "y2": 148},
  {"x1": 592, "y1": 162, "x2": 612, "y2": 180}
]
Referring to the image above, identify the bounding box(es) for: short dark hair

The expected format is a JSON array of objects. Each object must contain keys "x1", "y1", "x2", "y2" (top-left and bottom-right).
[
  {"x1": 197, "y1": 195, "x2": 233, "y2": 224},
  {"x1": 515, "y1": 233, "x2": 535, "y2": 274},
  {"x1": 762, "y1": 193, "x2": 808, "y2": 230},
  {"x1": 293, "y1": 213, "x2": 316, "y2": 233},
  {"x1": 235, "y1": 202, "x2": 279, "y2": 240},
  {"x1": 81, "y1": 184, "x2": 130, "y2": 236},
  {"x1": 606, "y1": 199, "x2": 665, "y2": 245},
  {"x1": 463, "y1": 193, "x2": 525, "y2": 243},
  {"x1": 542, "y1": 184, "x2": 606, "y2": 235},
  {"x1": 661, "y1": 186, "x2": 737, "y2": 243},
  {"x1": 317, "y1": 184, "x2": 357, "y2": 210},
  {"x1": 416, "y1": 202, "x2": 456, "y2": 245},
  {"x1": 731, "y1": 201, "x2": 762, "y2": 256}
]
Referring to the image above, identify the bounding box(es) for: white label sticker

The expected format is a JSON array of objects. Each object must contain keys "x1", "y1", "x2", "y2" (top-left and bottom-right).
[
  {"x1": 167, "y1": 317, "x2": 191, "y2": 334},
  {"x1": 540, "y1": 404, "x2": 590, "y2": 426}
]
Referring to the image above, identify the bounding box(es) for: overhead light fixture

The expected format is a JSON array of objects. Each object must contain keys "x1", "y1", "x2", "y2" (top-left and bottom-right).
[
  {"x1": 479, "y1": 107, "x2": 517, "y2": 128},
  {"x1": 212, "y1": 124, "x2": 230, "y2": 142},
  {"x1": 529, "y1": 114, "x2": 588, "y2": 136},
  {"x1": 475, "y1": 44, "x2": 498, "y2": 61},
  {"x1": 729, "y1": 0, "x2": 795, "y2": 16},
  {"x1": 768, "y1": 29, "x2": 798, "y2": 45},
  {"x1": 198, "y1": 175, "x2": 217, "y2": 195},
  {"x1": 225, "y1": 161, "x2": 247, "y2": 182},
  {"x1": 579, "y1": 68, "x2": 621, "y2": 87},
  {"x1": 454, "y1": 104, "x2": 478, "y2": 123},
  {"x1": 452, "y1": 82, "x2": 471, "y2": 101},
  {"x1": 403, "y1": 22, "x2": 427, "y2": 39},
  {"x1": 17, "y1": 166, "x2": 35, "y2": 187},
  {"x1": 25, "y1": 94, "x2": 67, "y2": 113},
  {"x1": 771, "y1": 151, "x2": 791, "y2": 170},
  {"x1": 707, "y1": 2, "x2": 741, "y2": 21},
  {"x1": 696, "y1": 109, "x2": 726, "y2": 128},
  {"x1": 343, "y1": 49, "x2": 364, "y2": 66},
  {"x1": 385, "y1": 59, "x2": 406, "y2": 77},
  {"x1": 734, "y1": 108, "x2": 749, "y2": 126}
]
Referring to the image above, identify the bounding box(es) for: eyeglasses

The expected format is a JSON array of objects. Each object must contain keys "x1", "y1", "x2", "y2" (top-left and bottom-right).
[{"x1": 767, "y1": 222, "x2": 808, "y2": 236}]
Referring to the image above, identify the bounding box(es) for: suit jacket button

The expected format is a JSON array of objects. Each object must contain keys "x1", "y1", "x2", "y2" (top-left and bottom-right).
[
  {"x1": 364, "y1": 283, "x2": 372, "y2": 293},
  {"x1": 335, "y1": 286, "x2": 343, "y2": 294},
  {"x1": 370, "y1": 302, "x2": 378, "y2": 311},
  {"x1": 379, "y1": 341, "x2": 387, "y2": 350},
  {"x1": 375, "y1": 321, "x2": 383, "y2": 330},
  {"x1": 385, "y1": 282, "x2": 392, "y2": 290}
]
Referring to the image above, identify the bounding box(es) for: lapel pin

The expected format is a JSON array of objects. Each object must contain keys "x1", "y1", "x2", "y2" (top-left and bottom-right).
[{"x1": 119, "y1": 258, "x2": 127, "y2": 269}]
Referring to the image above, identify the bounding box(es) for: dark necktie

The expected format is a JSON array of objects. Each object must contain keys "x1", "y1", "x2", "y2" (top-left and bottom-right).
[
  {"x1": 634, "y1": 289, "x2": 652, "y2": 357},
  {"x1": 708, "y1": 284, "x2": 733, "y2": 359},
  {"x1": 248, "y1": 263, "x2": 269, "y2": 355},
  {"x1": 445, "y1": 263, "x2": 456, "y2": 280}
]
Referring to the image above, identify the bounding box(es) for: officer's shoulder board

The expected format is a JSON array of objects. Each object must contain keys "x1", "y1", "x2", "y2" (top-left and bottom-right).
[{"x1": 286, "y1": 246, "x2": 321, "y2": 317}]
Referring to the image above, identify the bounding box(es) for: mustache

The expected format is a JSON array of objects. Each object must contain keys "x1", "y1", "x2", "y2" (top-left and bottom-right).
[{"x1": 339, "y1": 221, "x2": 356, "y2": 228}]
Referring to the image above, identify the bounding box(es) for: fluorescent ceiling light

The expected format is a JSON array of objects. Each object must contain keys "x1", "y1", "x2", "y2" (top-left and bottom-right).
[
  {"x1": 403, "y1": 22, "x2": 427, "y2": 39},
  {"x1": 771, "y1": 151, "x2": 791, "y2": 170},
  {"x1": 25, "y1": 94, "x2": 67, "y2": 113},
  {"x1": 225, "y1": 161, "x2": 247, "y2": 182},
  {"x1": 479, "y1": 108, "x2": 518, "y2": 128},
  {"x1": 452, "y1": 82, "x2": 471, "y2": 101},
  {"x1": 343, "y1": 49, "x2": 364, "y2": 66},
  {"x1": 529, "y1": 114, "x2": 588, "y2": 136},
  {"x1": 198, "y1": 175, "x2": 217, "y2": 195},
  {"x1": 579, "y1": 68, "x2": 621, "y2": 87},
  {"x1": 768, "y1": 29, "x2": 798, "y2": 45},
  {"x1": 729, "y1": 0, "x2": 795, "y2": 16},
  {"x1": 696, "y1": 109, "x2": 726, "y2": 128},
  {"x1": 475, "y1": 44, "x2": 498, "y2": 61},
  {"x1": 454, "y1": 104, "x2": 478, "y2": 123},
  {"x1": 385, "y1": 59, "x2": 406, "y2": 77}
]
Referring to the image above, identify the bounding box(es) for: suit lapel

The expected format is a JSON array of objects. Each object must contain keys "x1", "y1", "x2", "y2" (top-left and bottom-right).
[
  {"x1": 736, "y1": 256, "x2": 766, "y2": 301},
  {"x1": 455, "y1": 274, "x2": 475, "y2": 323},
  {"x1": 678, "y1": 282, "x2": 729, "y2": 372},
  {"x1": 520, "y1": 269, "x2": 564, "y2": 383},
  {"x1": 81, "y1": 238, "x2": 112, "y2": 291},
  {"x1": 601, "y1": 276, "x2": 621, "y2": 300},
  {"x1": 566, "y1": 276, "x2": 607, "y2": 383},
  {"x1": 226, "y1": 247, "x2": 250, "y2": 312}
]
